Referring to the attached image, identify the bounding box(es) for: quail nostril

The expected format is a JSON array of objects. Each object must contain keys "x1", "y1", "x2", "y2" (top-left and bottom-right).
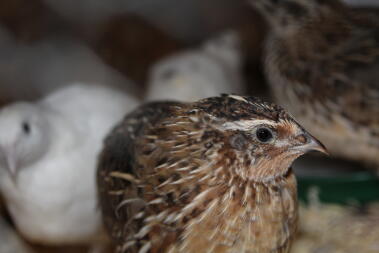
[{"x1": 292, "y1": 132, "x2": 328, "y2": 155}]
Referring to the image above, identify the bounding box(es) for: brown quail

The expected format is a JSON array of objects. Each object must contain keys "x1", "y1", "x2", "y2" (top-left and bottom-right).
[
  {"x1": 250, "y1": 0, "x2": 379, "y2": 170},
  {"x1": 97, "y1": 94, "x2": 326, "y2": 253}
]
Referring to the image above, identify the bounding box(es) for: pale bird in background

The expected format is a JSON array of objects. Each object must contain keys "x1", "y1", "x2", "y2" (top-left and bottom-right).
[
  {"x1": 0, "y1": 83, "x2": 139, "y2": 247},
  {"x1": 145, "y1": 31, "x2": 246, "y2": 102}
]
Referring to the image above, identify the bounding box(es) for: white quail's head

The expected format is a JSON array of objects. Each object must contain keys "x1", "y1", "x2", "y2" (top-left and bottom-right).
[{"x1": 0, "y1": 102, "x2": 50, "y2": 178}]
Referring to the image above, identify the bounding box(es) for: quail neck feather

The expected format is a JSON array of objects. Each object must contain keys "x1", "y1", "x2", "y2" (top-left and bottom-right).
[
  {"x1": 250, "y1": 0, "x2": 379, "y2": 168},
  {"x1": 97, "y1": 94, "x2": 326, "y2": 253},
  {"x1": 0, "y1": 83, "x2": 139, "y2": 246}
]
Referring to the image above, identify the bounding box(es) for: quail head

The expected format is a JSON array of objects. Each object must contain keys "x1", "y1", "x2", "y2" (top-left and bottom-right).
[
  {"x1": 250, "y1": 0, "x2": 379, "y2": 170},
  {"x1": 97, "y1": 94, "x2": 326, "y2": 253}
]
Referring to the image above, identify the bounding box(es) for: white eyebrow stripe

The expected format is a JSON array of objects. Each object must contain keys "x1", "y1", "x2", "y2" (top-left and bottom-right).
[{"x1": 221, "y1": 119, "x2": 276, "y2": 131}]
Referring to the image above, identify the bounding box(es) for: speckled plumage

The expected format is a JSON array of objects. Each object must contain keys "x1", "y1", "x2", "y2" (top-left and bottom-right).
[
  {"x1": 97, "y1": 94, "x2": 326, "y2": 253},
  {"x1": 250, "y1": 0, "x2": 379, "y2": 169}
]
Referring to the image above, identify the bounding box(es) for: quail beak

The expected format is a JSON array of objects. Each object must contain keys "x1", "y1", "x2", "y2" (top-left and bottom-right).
[
  {"x1": 292, "y1": 132, "x2": 328, "y2": 155},
  {"x1": 6, "y1": 156, "x2": 18, "y2": 179},
  {"x1": 2, "y1": 149, "x2": 19, "y2": 182}
]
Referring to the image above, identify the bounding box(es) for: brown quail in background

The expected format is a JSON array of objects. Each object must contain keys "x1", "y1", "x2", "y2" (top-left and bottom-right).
[
  {"x1": 250, "y1": 0, "x2": 379, "y2": 170},
  {"x1": 97, "y1": 94, "x2": 326, "y2": 253}
]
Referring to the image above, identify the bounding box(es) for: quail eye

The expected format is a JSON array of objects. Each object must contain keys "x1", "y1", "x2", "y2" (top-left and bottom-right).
[
  {"x1": 256, "y1": 127, "x2": 274, "y2": 143},
  {"x1": 22, "y1": 122, "x2": 31, "y2": 135}
]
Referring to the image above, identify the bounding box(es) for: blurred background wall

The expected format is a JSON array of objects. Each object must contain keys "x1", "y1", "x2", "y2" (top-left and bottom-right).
[
  {"x1": 0, "y1": 0, "x2": 372, "y2": 106},
  {"x1": 0, "y1": 0, "x2": 264, "y2": 104}
]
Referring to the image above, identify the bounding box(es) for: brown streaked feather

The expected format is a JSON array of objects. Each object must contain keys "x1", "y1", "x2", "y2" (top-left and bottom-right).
[{"x1": 97, "y1": 95, "x2": 322, "y2": 253}]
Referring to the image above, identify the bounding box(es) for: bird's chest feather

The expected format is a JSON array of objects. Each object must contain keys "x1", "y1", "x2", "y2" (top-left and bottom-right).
[
  {"x1": 165, "y1": 175, "x2": 298, "y2": 253},
  {"x1": 0, "y1": 154, "x2": 99, "y2": 242}
]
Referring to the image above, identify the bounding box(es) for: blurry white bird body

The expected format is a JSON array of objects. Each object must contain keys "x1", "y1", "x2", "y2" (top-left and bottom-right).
[
  {"x1": 146, "y1": 31, "x2": 245, "y2": 102},
  {"x1": 0, "y1": 84, "x2": 139, "y2": 245}
]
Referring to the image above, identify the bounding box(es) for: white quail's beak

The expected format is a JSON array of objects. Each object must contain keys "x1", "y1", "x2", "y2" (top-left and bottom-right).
[
  {"x1": 2, "y1": 148, "x2": 19, "y2": 181},
  {"x1": 292, "y1": 132, "x2": 328, "y2": 155},
  {"x1": 6, "y1": 155, "x2": 18, "y2": 178}
]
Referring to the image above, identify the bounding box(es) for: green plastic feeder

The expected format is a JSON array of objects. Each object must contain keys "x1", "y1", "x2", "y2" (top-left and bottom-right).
[{"x1": 294, "y1": 155, "x2": 379, "y2": 205}]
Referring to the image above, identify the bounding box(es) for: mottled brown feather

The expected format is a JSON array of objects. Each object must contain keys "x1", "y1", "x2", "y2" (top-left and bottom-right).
[
  {"x1": 251, "y1": 0, "x2": 379, "y2": 168},
  {"x1": 97, "y1": 95, "x2": 324, "y2": 253}
]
